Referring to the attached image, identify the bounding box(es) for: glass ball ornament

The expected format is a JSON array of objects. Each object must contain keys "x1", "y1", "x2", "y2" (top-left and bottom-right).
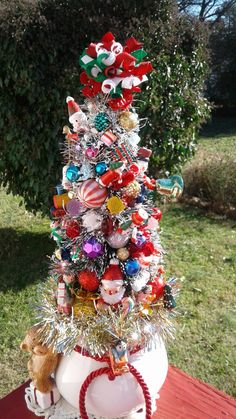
[
  {"x1": 77, "y1": 180, "x2": 107, "y2": 209},
  {"x1": 66, "y1": 199, "x2": 85, "y2": 217},
  {"x1": 123, "y1": 181, "x2": 141, "y2": 198},
  {"x1": 83, "y1": 236, "x2": 104, "y2": 259},
  {"x1": 124, "y1": 258, "x2": 140, "y2": 276},
  {"x1": 94, "y1": 112, "x2": 110, "y2": 132},
  {"x1": 119, "y1": 112, "x2": 138, "y2": 131},
  {"x1": 65, "y1": 220, "x2": 80, "y2": 239},
  {"x1": 117, "y1": 247, "x2": 129, "y2": 261},
  {"x1": 85, "y1": 147, "x2": 99, "y2": 159},
  {"x1": 61, "y1": 248, "x2": 72, "y2": 261},
  {"x1": 66, "y1": 165, "x2": 80, "y2": 182},
  {"x1": 106, "y1": 231, "x2": 130, "y2": 249},
  {"x1": 82, "y1": 210, "x2": 103, "y2": 232},
  {"x1": 95, "y1": 162, "x2": 107, "y2": 175},
  {"x1": 101, "y1": 217, "x2": 114, "y2": 236}
]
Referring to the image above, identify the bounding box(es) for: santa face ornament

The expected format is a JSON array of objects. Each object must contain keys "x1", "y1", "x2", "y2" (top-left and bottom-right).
[{"x1": 100, "y1": 279, "x2": 125, "y2": 305}]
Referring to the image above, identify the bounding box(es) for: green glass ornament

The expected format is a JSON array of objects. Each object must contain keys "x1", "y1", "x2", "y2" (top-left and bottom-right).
[{"x1": 94, "y1": 112, "x2": 110, "y2": 132}]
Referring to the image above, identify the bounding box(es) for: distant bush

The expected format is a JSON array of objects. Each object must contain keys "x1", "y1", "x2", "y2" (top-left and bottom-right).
[
  {"x1": 0, "y1": 0, "x2": 209, "y2": 213},
  {"x1": 183, "y1": 149, "x2": 236, "y2": 216}
]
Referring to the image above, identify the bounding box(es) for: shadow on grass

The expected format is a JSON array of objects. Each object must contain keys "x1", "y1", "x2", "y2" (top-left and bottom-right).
[
  {"x1": 0, "y1": 228, "x2": 55, "y2": 292},
  {"x1": 200, "y1": 116, "x2": 236, "y2": 138}
]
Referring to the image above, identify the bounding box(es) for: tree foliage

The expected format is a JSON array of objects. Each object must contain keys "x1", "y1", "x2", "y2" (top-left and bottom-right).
[
  {"x1": 0, "y1": 0, "x2": 209, "y2": 213},
  {"x1": 207, "y1": 5, "x2": 236, "y2": 108}
]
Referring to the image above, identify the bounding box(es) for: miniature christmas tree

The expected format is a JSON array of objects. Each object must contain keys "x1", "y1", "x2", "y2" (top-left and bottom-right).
[{"x1": 21, "y1": 32, "x2": 183, "y2": 419}]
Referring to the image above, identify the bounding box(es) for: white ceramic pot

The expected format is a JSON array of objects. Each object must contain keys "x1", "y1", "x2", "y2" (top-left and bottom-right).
[{"x1": 55, "y1": 337, "x2": 168, "y2": 418}]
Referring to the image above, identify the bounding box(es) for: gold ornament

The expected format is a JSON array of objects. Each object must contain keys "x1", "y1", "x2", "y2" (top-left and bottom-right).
[
  {"x1": 123, "y1": 181, "x2": 141, "y2": 198},
  {"x1": 107, "y1": 196, "x2": 125, "y2": 215},
  {"x1": 116, "y1": 247, "x2": 130, "y2": 261},
  {"x1": 119, "y1": 112, "x2": 138, "y2": 131},
  {"x1": 72, "y1": 290, "x2": 98, "y2": 317}
]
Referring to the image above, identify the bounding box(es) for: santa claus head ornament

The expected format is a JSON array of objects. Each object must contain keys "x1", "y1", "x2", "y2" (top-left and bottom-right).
[
  {"x1": 100, "y1": 259, "x2": 125, "y2": 305},
  {"x1": 66, "y1": 96, "x2": 88, "y2": 132}
]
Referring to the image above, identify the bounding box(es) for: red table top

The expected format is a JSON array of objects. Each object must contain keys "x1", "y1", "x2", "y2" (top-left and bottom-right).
[{"x1": 1, "y1": 365, "x2": 235, "y2": 419}]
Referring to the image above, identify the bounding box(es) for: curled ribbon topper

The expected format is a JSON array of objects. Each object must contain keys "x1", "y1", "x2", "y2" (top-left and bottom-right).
[{"x1": 79, "y1": 32, "x2": 153, "y2": 110}]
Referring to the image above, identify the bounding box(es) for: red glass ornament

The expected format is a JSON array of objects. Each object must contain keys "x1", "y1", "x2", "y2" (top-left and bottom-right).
[
  {"x1": 65, "y1": 221, "x2": 80, "y2": 239},
  {"x1": 123, "y1": 196, "x2": 136, "y2": 207},
  {"x1": 149, "y1": 276, "x2": 165, "y2": 300},
  {"x1": 141, "y1": 242, "x2": 155, "y2": 256},
  {"x1": 78, "y1": 269, "x2": 100, "y2": 291},
  {"x1": 101, "y1": 217, "x2": 114, "y2": 237},
  {"x1": 152, "y1": 207, "x2": 162, "y2": 221},
  {"x1": 51, "y1": 208, "x2": 66, "y2": 218}
]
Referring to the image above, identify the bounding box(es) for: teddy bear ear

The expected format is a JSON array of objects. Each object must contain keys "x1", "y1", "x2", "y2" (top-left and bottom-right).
[{"x1": 20, "y1": 342, "x2": 28, "y2": 351}]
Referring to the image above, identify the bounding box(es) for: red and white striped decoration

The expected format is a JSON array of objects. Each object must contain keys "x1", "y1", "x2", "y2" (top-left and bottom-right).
[
  {"x1": 100, "y1": 130, "x2": 117, "y2": 146},
  {"x1": 57, "y1": 282, "x2": 67, "y2": 307},
  {"x1": 132, "y1": 208, "x2": 149, "y2": 226},
  {"x1": 30, "y1": 382, "x2": 61, "y2": 410},
  {"x1": 77, "y1": 179, "x2": 107, "y2": 208}
]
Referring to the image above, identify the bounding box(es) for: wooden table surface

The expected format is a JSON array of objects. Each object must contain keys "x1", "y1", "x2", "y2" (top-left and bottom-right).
[{"x1": 1, "y1": 365, "x2": 235, "y2": 418}]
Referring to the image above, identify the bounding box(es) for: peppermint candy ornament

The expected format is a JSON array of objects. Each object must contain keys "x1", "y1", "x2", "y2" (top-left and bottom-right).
[{"x1": 77, "y1": 179, "x2": 107, "y2": 208}]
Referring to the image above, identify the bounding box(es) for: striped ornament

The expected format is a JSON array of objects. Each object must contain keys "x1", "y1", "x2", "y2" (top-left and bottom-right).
[
  {"x1": 77, "y1": 179, "x2": 107, "y2": 208},
  {"x1": 100, "y1": 130, "x2": 117, "y2": 146}
]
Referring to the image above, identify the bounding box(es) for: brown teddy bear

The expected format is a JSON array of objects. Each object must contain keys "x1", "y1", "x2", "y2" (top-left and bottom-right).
[{"x1": 20, "y1": 326, "x2": 60, "y2": 393}]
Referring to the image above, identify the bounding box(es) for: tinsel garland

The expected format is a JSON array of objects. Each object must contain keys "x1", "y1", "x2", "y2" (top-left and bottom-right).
[{"x1": 34, "y1": 277, "x2": 178, "y2": 356}]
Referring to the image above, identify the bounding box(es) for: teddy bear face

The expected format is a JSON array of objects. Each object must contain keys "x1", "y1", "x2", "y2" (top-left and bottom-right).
[{"x1": 20, "y1": 326, "x2": 47, "y2": 355}]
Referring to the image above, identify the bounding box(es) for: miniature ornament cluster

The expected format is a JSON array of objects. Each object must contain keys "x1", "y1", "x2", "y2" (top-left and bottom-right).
[
  {"x1": 21, "y1": 32, "x2": 184, "y2": 419},
  {"x1": 36, "y1": 32, "x2": 183, "y2": 354},
  {"x1": 49, "y1": 91, "x2": 181, "y2": 333}
]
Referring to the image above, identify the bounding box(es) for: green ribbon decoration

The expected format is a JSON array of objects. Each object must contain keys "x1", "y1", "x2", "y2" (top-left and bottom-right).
[
  {"x1": 131, "y1": 49, "x2": 147, "y2": 64},
  {"x1": 79, "y1": 50, "x2": 110, "y2": 82}
]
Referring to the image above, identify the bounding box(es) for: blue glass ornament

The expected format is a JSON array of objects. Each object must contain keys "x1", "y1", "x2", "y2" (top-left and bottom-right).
[
  {"x1": 136, "y1": 194, "x2": 145, "y2": 203},
  {"x1": 56, "y1": 184, "x2": 64, "y2": 195},
  {"x1": 136, "y1": 184, "x2": 147, "y2": 203},
  {"x1": 61, "y1": 248, "x2": 71, "y2": 261},
  {"x1": 66, "y1": 165, "x2": 80, "y2": 182},
  {"x1": 95, "y1": 162, "x2": 107, "y2": 175},
  {"x1": 124, "y1": 259, "x2": 140, "y2": 276}
]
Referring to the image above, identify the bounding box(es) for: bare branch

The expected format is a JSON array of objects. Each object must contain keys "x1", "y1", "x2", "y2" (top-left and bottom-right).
[{"x1": 177, "y1": 0, "x2": 236, "y2": 23}]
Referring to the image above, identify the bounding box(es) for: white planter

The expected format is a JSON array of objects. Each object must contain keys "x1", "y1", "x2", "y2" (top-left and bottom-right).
[{"x1": 55, "y1": 337, "x2": 168, "y2": 418}]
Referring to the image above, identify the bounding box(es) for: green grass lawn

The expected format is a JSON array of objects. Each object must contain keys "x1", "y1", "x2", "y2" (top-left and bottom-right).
[
  {"x1": 198, "y1": 116, "x2": 236, "y2": 153},
  {"x1": 0, "y1": 117, "x2": 236, "y2": 399}
]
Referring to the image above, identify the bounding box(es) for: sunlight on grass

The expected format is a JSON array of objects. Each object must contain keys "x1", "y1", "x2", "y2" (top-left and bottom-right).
[
  {"x1": 0, "y1": 189, "x2": 235, "y2": 398},
  {"x1": 161, "y1": 204, "x2": 236, "y2": 396}
]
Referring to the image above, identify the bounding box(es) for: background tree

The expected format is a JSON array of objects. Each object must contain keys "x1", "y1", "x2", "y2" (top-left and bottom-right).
[
  {"x1": 207, "y1": 5, "x2": 236, "y2": 109},
  {"x1": 0, "y1": 0, "x2": 209, "y2": 213},
  {"x1": 177, "y1": 0, "x2": 236, "y2": 24}
]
